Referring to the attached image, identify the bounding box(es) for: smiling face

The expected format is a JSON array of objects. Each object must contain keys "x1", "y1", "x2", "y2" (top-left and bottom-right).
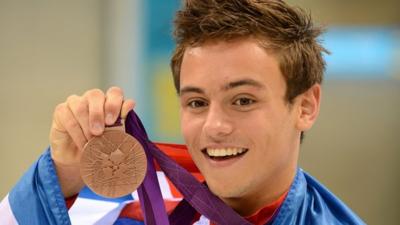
[{"x1": 179, "y1": 38, "x2": 311, "y2": 215}]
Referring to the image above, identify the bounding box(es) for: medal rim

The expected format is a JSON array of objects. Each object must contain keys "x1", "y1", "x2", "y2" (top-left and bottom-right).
[{"x1": 80, "y1": 130, "x2": 147, "y2": 198}]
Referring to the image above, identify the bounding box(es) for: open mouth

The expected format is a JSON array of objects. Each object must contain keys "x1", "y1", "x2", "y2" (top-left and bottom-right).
[{"x1": 202, "y1": 147, "x2": 248, "y2": 161}]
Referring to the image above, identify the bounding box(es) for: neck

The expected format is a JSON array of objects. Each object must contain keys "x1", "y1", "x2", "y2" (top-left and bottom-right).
[{"x1": 223, "y1": 163, "x2": 297, "y2": 217}]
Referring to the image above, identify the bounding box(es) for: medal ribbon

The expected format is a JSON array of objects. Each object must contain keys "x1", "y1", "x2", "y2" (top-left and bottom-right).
[{"x1": 125, "y1": 111, "x2": 251, "y2": 225}]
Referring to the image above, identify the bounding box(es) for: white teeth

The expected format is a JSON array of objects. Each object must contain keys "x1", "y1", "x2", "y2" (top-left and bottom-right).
[{"x1": 206, "y1": 148, "x2": 246, "y2": 157}]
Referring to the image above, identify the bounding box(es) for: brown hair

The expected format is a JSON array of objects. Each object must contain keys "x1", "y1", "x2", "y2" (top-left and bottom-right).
[{"x1": 170, "y1": 0, "x2": 328, "y2": 104}]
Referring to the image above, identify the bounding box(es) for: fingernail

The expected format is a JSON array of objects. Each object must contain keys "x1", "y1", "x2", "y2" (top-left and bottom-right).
[
  {"x1": 92, "y1": 123, "x2": 103, "y2": 134},
  {"x1": 105, "y1": 114, "x2": 113, "y2": 124}
]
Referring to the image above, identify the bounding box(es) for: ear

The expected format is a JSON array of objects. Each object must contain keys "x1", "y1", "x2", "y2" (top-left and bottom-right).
[{"x1": 295, "y1": 84, "x2": 321, "y2": 132}]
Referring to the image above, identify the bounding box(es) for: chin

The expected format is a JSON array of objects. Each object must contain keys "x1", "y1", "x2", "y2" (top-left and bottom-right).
[{"x1": 206, "y1": 179, "x2": 246, "y2": 199}]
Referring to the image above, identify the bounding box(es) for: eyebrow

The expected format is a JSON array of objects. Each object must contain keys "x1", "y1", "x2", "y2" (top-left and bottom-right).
[
  {"x1": 179, "y1": 86, "x2": 204, "y2": 96},
  {"x1": 223, "y1": 79, "x2": 265, "y2": 91},
  {"x1": 179, "y1": 78, "x2": 265, "y2": 96}
]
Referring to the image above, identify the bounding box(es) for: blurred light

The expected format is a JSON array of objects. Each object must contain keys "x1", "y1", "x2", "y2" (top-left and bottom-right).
[{"x1": 323, "y1": 27, "x2": 399, "y2": 79}]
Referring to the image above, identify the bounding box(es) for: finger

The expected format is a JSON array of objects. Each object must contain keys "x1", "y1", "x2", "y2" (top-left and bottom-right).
[
  {"x1": 104, "y1": 87, "x2": 124, "y2": 125},
  {"x1": 121, "y1": 99, "x2": 135, "y2": 119},
  {"x1": 84, "y1": 89, "x2": 105, "y2": 136},
  {"x1": 66, "y1": 95, "x2": 92, "y2": 141},
  {"x1": 53, "y1": 103, "x2": 87, "y2": 150}
]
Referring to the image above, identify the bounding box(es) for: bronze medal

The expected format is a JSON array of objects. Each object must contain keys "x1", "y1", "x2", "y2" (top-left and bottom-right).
[{"x1": 80, "y1": 125, "x2": 147, "y2": 198}]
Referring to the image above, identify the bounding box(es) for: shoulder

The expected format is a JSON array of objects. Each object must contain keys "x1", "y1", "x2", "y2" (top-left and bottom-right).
[
  {"x1": 272, "y1": 169, "x2": 365, "y2": 225},
  {"x1": 301, "y1": 170, "x2": 366, "y2": 225}
]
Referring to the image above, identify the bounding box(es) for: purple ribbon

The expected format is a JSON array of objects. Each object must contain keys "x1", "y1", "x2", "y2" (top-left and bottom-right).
[{"x1": 125, "y1": 111, "x2": 251, "y2": 225}]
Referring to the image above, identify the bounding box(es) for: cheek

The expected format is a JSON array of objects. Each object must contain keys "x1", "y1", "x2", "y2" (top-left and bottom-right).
[
  {"x1": 238, "y1": 109, "x2": 286, "y2": 151},
  {"x1": 180, "y1": 114, "x2": 191, "y2": 141},
  {"x1": 238, "y1": 112, "x2": 271, "y2": 137},
  {"x1": 180, "y1": 112, "x2": 201, "y2": 145}
]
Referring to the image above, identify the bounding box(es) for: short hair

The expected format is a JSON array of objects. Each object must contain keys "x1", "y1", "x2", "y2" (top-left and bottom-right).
[{"x1": 170, "y1": 0, "x2": 328, "y2": 104}]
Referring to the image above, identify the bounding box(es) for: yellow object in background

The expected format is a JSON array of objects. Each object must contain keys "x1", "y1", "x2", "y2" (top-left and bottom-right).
[{"x1": 153, "y1": 63, "x2": 182, "y2": 142}]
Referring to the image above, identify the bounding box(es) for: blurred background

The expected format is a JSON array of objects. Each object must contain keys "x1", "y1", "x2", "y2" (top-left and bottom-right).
[{"x1": 0, "y1": 0, "x2": 399, "y2": 224}]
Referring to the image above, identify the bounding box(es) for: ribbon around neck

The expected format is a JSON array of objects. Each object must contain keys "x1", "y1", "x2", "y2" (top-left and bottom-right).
[{"x1": 125, "y1": 110, "x2": 251, "y2": 225}]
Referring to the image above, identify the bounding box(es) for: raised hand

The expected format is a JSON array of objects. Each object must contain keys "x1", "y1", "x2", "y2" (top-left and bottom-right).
[{"x1": 49, "y1": 87, "x2": 135, "y2": 197}]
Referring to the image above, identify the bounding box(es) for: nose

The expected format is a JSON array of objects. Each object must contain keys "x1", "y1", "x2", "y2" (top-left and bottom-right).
[{"x1": 203, "y1": 104, "x2": 233, "y2": 139}]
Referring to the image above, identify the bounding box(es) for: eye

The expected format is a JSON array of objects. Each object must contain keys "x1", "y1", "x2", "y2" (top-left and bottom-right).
[
  {"x1": 188, "y1": 99, "x2": 208, "y2": 108},
  {"x1": 233, "y1": 97, "x2": 255, "y2": 106}
]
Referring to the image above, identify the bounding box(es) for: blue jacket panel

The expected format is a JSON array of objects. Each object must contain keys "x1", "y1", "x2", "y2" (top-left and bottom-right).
[{"x1": 272, "y1": 169, "x2": 365, "y2": 225}]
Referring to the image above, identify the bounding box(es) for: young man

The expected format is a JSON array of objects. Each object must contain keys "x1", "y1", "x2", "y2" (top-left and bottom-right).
[{"x1": 0, "y1": 0, "x2": 365, "y2": 224}]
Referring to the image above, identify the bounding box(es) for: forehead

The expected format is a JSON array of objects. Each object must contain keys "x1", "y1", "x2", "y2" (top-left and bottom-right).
[{"x1": 180, "y1": 39, "x2": 285, "y2": 92}]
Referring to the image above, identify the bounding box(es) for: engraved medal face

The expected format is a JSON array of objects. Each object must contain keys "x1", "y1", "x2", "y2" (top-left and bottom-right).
[{"x1": 80, "y1": 130, "x2": 147, "y2": 198}]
